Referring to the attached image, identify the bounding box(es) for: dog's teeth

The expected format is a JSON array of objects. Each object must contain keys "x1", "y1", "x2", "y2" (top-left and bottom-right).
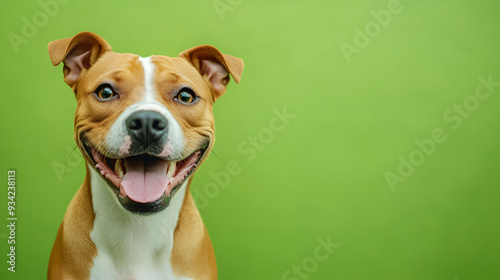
[
  {"x1": 115, "y1": 159, "x2": 124, "y2": 179},
  {"x1": 167, "y1": 161, "x2": 176, "y2": 178}
]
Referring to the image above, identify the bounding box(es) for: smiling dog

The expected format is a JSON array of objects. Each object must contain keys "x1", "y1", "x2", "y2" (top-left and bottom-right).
[{"x1": 47, "y1": 32, "x2": 243, "y2": 280}]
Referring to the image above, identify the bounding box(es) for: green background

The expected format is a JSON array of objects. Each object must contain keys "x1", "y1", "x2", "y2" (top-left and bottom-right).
[{"x1": 1, "y1": 0, "x2": 499, "y2": 279}]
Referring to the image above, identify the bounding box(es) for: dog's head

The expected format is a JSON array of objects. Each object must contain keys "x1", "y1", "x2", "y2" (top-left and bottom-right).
[{"x1": 48, "y1": 32, "x2": 243, "y2": 214}]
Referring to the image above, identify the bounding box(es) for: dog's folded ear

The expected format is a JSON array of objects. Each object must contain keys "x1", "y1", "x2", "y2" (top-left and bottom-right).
[
  {"x1": 179, "y1": 45, "x2": 243, "y2": 101},
  {"x1": 48, "y1": 32, "x2": 112, "y2": 89}
]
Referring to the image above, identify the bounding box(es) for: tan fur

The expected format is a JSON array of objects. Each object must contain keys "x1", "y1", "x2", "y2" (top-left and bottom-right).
[
  {"x1": 171, "y1": 178, "x2": 217, "y2": 279},
  {"x1": 48, "y1": 167, "x2": 96, "y2": 279}
]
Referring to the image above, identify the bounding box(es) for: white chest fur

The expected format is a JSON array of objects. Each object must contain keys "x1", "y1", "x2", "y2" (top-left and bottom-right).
[{"x1": 88, "y1": 166, "x2": 193, "y2": 280}]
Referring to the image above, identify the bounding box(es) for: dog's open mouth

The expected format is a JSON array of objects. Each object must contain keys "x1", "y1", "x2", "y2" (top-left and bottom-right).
[{"x1": 85, "y1": 144, "x2": 205, "y2": 214}]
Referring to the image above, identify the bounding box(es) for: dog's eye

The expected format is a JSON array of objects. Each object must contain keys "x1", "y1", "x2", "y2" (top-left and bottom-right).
[
  {"x1": 175, "y1": 89, "x2": 196, "y2": 104},
  {"x1": 95, "y1": 84, "x2": 116, "y2": 100}
]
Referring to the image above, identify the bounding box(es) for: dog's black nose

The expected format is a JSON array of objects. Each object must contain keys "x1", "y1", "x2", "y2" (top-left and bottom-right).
[{"x1": 126, "y1": 111, "x2": 168, "y2": 145}]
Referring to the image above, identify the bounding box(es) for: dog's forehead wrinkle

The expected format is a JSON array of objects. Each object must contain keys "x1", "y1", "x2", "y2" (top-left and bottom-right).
[{"x1": 111, "y1": 70, "x2": 125, "y2": 78}]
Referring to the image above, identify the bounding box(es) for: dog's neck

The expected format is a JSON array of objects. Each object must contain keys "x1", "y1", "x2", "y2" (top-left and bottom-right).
[{"x1": 87, "y1": 165, "x2": 189, "y2": 279}]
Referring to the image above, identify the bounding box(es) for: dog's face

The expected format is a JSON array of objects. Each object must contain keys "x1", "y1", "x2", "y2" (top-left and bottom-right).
[{"x1": 48, "y1": 32, "x2": 243, "y2": 214}]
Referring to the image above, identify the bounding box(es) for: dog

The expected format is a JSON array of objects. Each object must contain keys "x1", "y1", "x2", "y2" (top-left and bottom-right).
[{"x1": 47, "y1": 31, "x2": 243, "y2": 280}]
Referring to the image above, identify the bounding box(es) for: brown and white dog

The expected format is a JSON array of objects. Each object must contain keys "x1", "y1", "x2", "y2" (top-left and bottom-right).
[{"x1": 47, "y1": 32, "x2": 243, "y2": 280}]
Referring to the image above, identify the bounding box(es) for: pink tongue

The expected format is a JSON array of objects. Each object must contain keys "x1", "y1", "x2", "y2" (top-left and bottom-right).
[{"x1": 121, "y1": 156, "x2": 169, "y2": 203}]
